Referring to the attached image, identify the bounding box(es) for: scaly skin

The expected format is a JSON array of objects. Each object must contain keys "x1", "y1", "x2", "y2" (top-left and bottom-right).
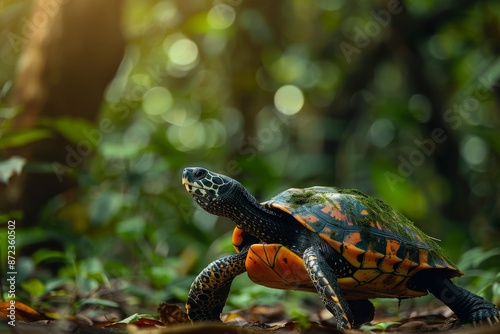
[
  {"x1": 303, "y1": 247, "x2": 353, "y2": 329},
  {"x1": 423, "y1": 271, "x2": 500, "y2": 325},
  {"x1": 187, "y1": 252, "x2": 247, "y2": 321}
]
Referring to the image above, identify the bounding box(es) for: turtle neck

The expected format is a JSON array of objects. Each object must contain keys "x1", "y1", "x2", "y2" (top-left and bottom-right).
[{"x1": 222, "y1": 182, "x2": 303, "y2": 250}]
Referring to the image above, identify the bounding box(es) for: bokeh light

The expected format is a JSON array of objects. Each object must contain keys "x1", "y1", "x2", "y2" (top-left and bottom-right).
[
  {"x1": 207, "y1": 4, "x2": 236, "y2": 30},
  {"x1": 369, "y1": 118, "x2": 395, "y2": 148},
  {"x1": 166, "y1": 37, "x2": 199, "y2": 71},
  {"x1": 167, "y1": 122, "x2": 205, "y2": 152},
  {"x1": 142, "y1": 86, "x2": 172, "y2": 116},
  {"x1": 461, "y1": 136, "x2": 487, "y2": 169},
  {"x1": 274, "y1": 85, "x2": 304, "y2": 115},
  {"x1": 161, "y1": 100, "x2": 199, "y2": 126}
]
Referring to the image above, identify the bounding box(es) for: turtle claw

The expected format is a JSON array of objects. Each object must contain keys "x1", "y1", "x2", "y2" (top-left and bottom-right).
[
  {"x1": 470, "y1": 316, "x2": 500, "y2": 328},
  {"x1": 470, "y1": 308, "x2": 500, "y2": 327}
]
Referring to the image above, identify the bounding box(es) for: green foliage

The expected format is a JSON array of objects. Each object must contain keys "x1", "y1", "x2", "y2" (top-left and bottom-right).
[
  {"x1": 76, "y1": 298, "x2": 120, "y2": 309},
  {"x1": 21, "y1": 278, "x2": 45, "y2": 299},
  {"x1": 359, "y1": 321, "x2": 400, "y2": 332},
  {"x1": 456, "y1": 247, "x2": 500, "y2": 302},
  {"x1": 40, "y1": 117, "x2": 98, "y2": 149},
  {"x1": 289, "y1": 308, "x2": 311, "y2": 330},
  {"x1": 0, "y1": 129, "x2": 52, "y2": 150},
  {"x1": 0, "y1": 106, "x2": 52, "y2": 150},
  {"x1": 228, "y1": 277, "x2": 285, "y2": 309},
  {"x1": 117, "y1": 313, "x2": 157, "y2": 324}
]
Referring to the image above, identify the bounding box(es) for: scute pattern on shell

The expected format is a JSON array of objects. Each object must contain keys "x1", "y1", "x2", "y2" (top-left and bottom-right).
[{"x1": 260, "y1": 186, "x2": 462, "y2": 297}]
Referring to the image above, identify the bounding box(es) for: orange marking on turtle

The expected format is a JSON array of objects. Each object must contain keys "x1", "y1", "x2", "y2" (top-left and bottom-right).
[
  {"x1": 323, "y1": 237, "x2": 342, "y2": 253},
  {"x1": 301, "y1": 214, "x2": 320, "y2": 223},
  {"x1": 337, "y1": 277, "x2": 358, "y2": 291},
  {"x1": 268, "y1": 202, "x2": 291, "y2": 214},
  {"x1": 362, "y1": 250, "x2": 385, "y2": 269},
  {"x1": 343, "y1": 231, "x2": 361, "y2": 245},
  {"x1": 321, "y1": 205, "x2": 333, "y2": 215},
  {"x1": 415, "y1": 233, "x2": 424, "y2": 243},
  {"x1": 353, "y1": 268, "x2": 381, "y2": 283},
  {"x1": 395, "y1": 252, "x2": 419, "y2": 276},
  {"x1": 231, "y1": 227, "x2": 245, "y2": 252},
  {"x1": 385, "y1": 239, "x2": 400, "y2": 257},
  {"x1": 341, "y1": 244, "x2": 365, "y2": 267},
  {"x1": 245, "y1": 244, "x2": 314, "y2": 292},
  {"x1": 293, "y1": 215, "x2": 310, "y2": 230},
  {"x1": 418, "y1": 249, "x2": 432, "y2": 269},
  {"x1": 321, "y1": 204, "x2": 349, "y2": 223}
]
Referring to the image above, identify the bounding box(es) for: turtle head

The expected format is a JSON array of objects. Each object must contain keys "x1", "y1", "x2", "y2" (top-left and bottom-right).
[
  {"x1": 182, "y1": 167, "x2": 239, "y2": 216},
  {"x1": 183, "y1": 167, "x2": 283, "y2": 241}
]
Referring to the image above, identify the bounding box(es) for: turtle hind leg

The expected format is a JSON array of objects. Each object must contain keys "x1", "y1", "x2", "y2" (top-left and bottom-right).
[
  {"x1": 347, "y1": 299, "x2": 375, "y2": 327},
  {"x1": 187, "y1": 252, "x2": 247, "y2": 322},
  {"x1": 423, "y1": 271, "x2": 499, "y2": 325},
  {"x1": 303, "y1": 246, "x2": 353, "y2": 329}
]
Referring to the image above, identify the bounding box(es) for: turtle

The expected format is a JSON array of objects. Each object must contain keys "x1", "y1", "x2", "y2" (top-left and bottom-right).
[{"x1": 181, "y1": 167, "x2": 499, "y2": 329}]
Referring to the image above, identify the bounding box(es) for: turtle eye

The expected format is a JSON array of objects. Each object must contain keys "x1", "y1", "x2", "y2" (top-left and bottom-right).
[{"x1": 193, "y1": 168, "x2": 208, "y2": 180}]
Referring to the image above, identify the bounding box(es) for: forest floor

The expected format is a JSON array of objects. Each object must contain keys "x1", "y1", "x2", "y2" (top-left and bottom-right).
[{"x1": 2, "y1": 299, "x2": 499, "y2": 334}]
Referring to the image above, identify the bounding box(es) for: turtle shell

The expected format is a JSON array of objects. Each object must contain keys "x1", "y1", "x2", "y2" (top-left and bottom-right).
[{"x1": 233, "y1": 186, "x2": 462, "y2": 299}]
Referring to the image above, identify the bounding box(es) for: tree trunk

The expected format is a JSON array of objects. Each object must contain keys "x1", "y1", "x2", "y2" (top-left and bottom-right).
[{"x1": 2, "y1": 0, "x2": 125, "y2": 224}]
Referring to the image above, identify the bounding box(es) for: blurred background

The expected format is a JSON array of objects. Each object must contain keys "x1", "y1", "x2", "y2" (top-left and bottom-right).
[{"x1": 0, "y1": 0, "x2": 499, "y2": 320}]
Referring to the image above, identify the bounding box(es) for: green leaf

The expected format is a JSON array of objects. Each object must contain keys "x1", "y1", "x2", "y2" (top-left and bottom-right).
[
  {"x1": 289, "y1": 308, "x2": 311, "y2": 330},
  {"x1": 77, "y1": 276, "x2": 99, "y2": 294},
  {"x1": 117, "y1": 313, "x2": 157, "y2": 324},
  {"x1": 21, "y1": 278, "x2": 46, "y2": 298},
  {"x1": 0, "y1": 211, "x2": 23, "y2": 222},
  {"x1": 0, "y1": 129, "x2": 52, "y2": 149},
  {"x1": 45, "y1": 277, "x2": 71, "y2": 293},
  {"x1": 117, "y1": 216, "x2": 146, "y2": 239},
  {"x1": 457, "y1": 247, "x2": 500, "y2": 269},
  {"x1": 0, "y1": 156, "x2": 25, "y2": 183},
  {"x1": 493, "y1": 281, "x2": 500, "y2": 298},
  {"x1": 80, "y1": 257, "x2": 105, "y2": 274},
  {"x1": 100, "y1": 141, "x2": 140, "y2": 159},
  {"x1": 89, "y1": 190, "x2": 124, "y2": 226},
  {"x1": 32, "y1": 249, "x2": 69, "y2": 265},
  {"x1": 147, "y1": 266, "x2": 177, "y2": 287},
  {"x1": 0, "y1": 106, "x2": 21, "y2": 119},
  {"x1": 360, "y1": 321, "x2": 400, "y2": 331},
  {"x1": 40, "y1": 116, "x2": 99, "y2": 147},
  {"x1": 77, "y1": 298, "x2": 120, "y2": 308}
]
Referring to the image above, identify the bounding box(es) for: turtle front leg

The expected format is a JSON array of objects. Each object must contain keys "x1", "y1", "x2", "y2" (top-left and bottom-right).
[
  {"x1": 303, "y1": 247, "x2": 353, "y2": 329},
  {"x1": 424, "y1": 272, "x2": 499, "y2": 325},
  {"x1": 187, "y1": 252, "x2": 247, "y2": 322}
]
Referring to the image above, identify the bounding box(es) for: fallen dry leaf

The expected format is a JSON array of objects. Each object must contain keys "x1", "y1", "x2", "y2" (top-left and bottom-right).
[
  {"x1": 0, "y1": 300, "x2": 48, "y2": 322},
  {"x1": 131, "y1": 317, "x2": 166, "y2": 328},
  {"x1": 157, "y1": 303, "x2": 190, "y2": 325}
]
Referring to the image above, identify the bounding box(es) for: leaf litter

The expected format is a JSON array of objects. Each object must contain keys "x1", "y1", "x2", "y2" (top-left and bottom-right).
[{"x1": 0, "y1": 299, "x2": 499, "y2": 333}]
